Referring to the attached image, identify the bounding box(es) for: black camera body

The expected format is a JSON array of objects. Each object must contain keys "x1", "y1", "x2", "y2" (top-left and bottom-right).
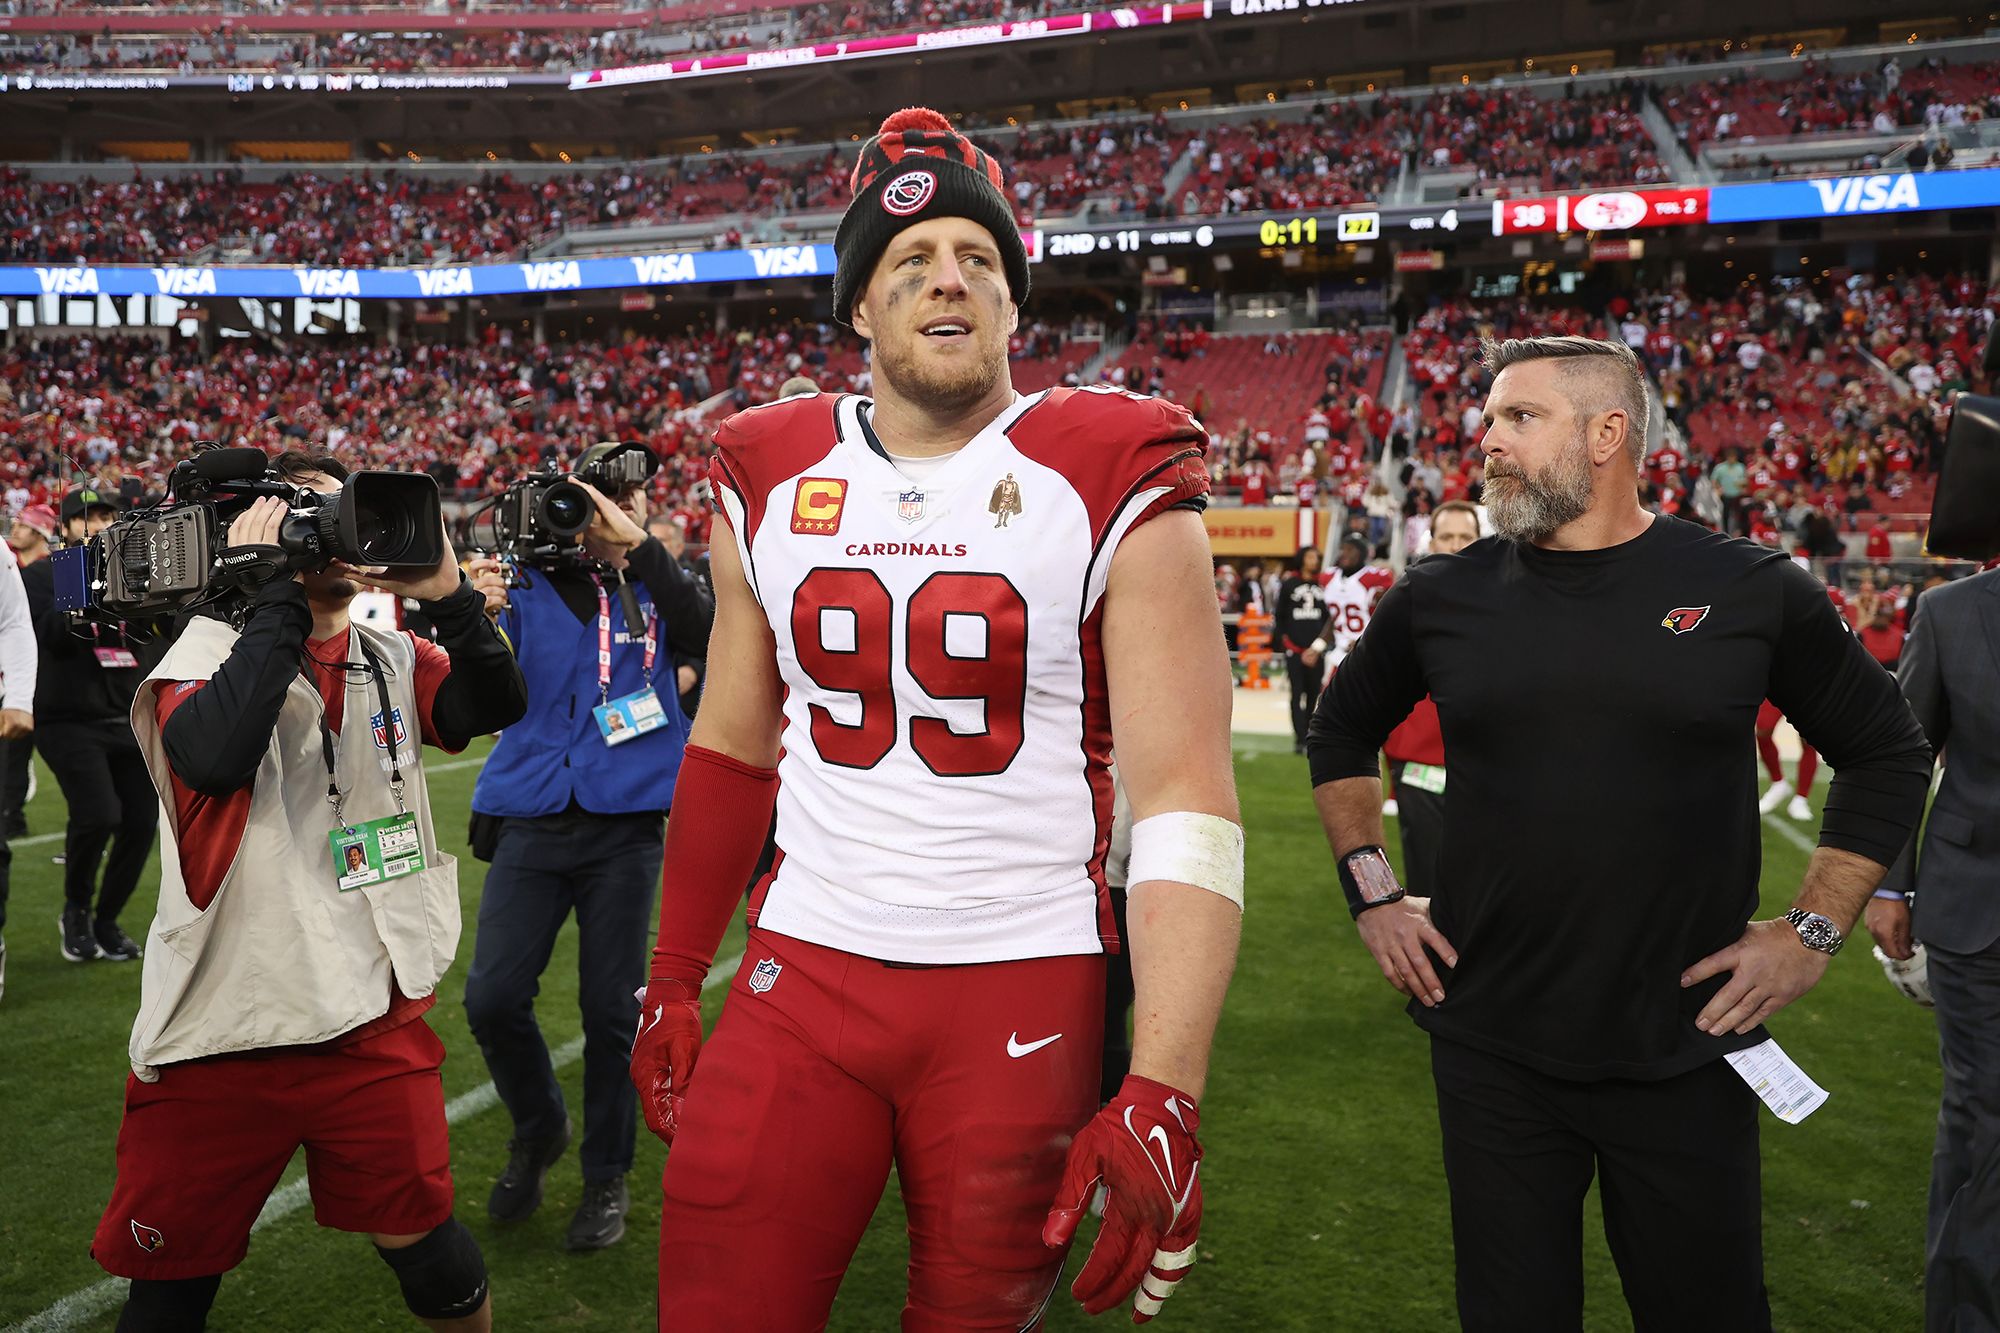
[
  {"x1": 52, "y1": 447, "x2": 444, "y2": 620},
  {"x1": 490, "y1": 442, "x2": 658, "y2": 570}
]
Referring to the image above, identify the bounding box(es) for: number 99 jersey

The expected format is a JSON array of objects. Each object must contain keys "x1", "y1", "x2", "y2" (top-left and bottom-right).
[{"x1": 709, "y1": 387, "x2": 1209, "y2": 965}]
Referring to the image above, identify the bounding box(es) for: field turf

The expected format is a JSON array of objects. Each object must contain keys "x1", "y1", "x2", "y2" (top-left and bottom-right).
[{"x1": 0, "y1": 733, "x2": 1938, "y2": 1331}]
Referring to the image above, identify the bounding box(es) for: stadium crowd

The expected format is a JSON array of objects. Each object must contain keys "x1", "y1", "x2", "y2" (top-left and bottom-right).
[{"x1": 1662, "y1": 53, "x2": 2000, "y2": 159}]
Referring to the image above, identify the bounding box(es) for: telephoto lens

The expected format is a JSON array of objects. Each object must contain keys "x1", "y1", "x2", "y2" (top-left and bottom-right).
[
  {"x1": 536, "y1": 480, "x2": 596, "y2": 539},
  {"x1": 283, "y1": 472, "x2": 445, "y2": 568}
]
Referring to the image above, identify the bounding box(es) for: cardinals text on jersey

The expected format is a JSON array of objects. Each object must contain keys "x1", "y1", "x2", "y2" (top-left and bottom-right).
[{"x1": 709, "y1": 386, "x2": 1209, "y2": 965}]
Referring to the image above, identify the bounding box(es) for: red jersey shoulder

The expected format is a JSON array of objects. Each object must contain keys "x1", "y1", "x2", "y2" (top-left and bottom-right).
[
  {"x1": 1009, "y1": 387, "x2": 1210, "y2": 543},
  {"x1": 1358, "y1": 566, "x2": 1395, "y2": 593},
  {"x1": 709, "y1": 391, "x2": 842, "y2": 535}
]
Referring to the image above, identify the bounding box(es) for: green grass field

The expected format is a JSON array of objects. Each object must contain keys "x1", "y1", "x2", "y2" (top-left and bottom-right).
[{"x1": 0, "y1": 734, "x2": 1940, "y2": 1332}]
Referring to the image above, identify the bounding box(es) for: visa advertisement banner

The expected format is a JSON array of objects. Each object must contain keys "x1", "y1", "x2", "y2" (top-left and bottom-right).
[
  {"x1": 0, "y1": 244, "x2": 835, "y2": 301},
  {"x1": 1706, "y1": 167, "x2": 2000, "y2": 224}
]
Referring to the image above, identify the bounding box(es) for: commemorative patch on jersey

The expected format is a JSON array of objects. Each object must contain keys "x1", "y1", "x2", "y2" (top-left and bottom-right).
[
  {"x1": 792, "y1": 477, "x2": 847, "y2": 535},
  {"x1": 988, "y1": 472, "x2": 1023, "y2": 528}
]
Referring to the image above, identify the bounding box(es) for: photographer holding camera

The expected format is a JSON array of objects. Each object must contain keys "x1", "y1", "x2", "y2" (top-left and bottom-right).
[
  {"x1": 92, "y1": 451, "x2": 526, "y2": 1333},
  {"x1": 464, "y1": 443, "x2": 712, "y2": 1252}
]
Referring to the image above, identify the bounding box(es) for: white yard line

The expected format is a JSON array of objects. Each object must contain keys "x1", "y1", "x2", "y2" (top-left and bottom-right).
[
  {"x1": 1761, "y1": 811, "x2": 1820, "y2": 856},
  {"x1": 8, "y1": 933, "x2": 737, "y2": 1333}
]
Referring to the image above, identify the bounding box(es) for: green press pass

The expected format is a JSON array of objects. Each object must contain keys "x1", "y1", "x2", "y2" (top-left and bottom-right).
[{"x1": 316, "y1": 636, "x2": 428, "y2": 889}]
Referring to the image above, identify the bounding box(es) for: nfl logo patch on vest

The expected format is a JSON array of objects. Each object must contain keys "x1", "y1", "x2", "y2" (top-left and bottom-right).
[
  {"x1": 748, "y1": 958, "x2": 782, "y2": 994},
  {"x1": 371, "y1": 707, "x2": 407, "y2": 750},
  {"x1": 898, "y1": 489, "x2": 926, "y2": 524}
]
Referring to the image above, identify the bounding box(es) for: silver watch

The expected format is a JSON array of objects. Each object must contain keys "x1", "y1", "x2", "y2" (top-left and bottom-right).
[{"x1": 1783, "y1": 908, "x2": 1844, "y2": 956}]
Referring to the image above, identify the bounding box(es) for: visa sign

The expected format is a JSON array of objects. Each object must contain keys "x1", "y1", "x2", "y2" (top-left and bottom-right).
[
  {"x1": 1710, "y1": 166, "x2": 2000, "y2": 224},
  {"x1": 295, "y1": 268, "x2": 362, "y2": 298},
  {"x1": 36, "y1": 267, "x2": 98, "y2": 294}
]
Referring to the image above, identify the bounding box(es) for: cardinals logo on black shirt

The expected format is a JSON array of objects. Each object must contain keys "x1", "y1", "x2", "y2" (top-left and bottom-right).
[{"x1": 1660, "y1": 605, "x2": 1712, "y2": 635}]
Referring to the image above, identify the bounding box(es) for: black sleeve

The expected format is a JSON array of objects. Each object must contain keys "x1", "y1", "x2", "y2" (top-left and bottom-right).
[
  {"x1": 161, "y1": 582, "x2": 312, "y2": 797},
  {"x1": 420, "y1": 575, "x2": 529, "y2": 750},
  {"x1": 1766, "y1": 561, "x2": 1933, "y2": 867},
  {"x1": 1305, "y1": 577, "x2": 1425, "y2": 787},
  {"x1": 626, "y1": 536, "x2": 715, "y2": 658}
]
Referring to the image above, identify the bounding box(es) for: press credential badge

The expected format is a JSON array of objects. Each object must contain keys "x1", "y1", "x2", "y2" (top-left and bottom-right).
[{"x1": 330, "y1": 812, "x2": 426, "y2": 892}]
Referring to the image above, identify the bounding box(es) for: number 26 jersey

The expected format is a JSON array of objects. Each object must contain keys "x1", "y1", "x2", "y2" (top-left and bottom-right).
[{"x1": 709, "y1": 387, "x2": 1209, "y2": 965}]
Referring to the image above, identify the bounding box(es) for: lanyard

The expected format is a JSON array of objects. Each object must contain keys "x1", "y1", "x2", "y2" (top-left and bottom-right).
[
  {"x1": 591, "y1": 573, "x2": 656, "y2": 704},
  {"x1": 309, "y1": 630, "x2": 405, "y2": 826}
]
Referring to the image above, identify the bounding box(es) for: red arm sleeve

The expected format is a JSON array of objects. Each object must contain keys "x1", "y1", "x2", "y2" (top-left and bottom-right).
[
  {"x1": 154, "y1": 681, "x2": 253, "y2": 912},
  {"x1": 648, "y1": 744, "x2": 781, "y2": 985},
  {"x1": 403, "y1": 630, "x2": 459, "y2": 753}
]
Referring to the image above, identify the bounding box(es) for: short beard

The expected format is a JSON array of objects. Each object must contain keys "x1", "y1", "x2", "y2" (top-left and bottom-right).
[
  {"x1": 873, "y1": 329, "x2": 1006, "y2": 417},
  {"x1": 1484, "y1": 429, "x2": 1595, "y2": 544}
]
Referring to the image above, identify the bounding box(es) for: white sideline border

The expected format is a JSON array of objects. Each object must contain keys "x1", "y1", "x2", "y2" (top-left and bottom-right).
[{"x1": 7, "y1": 785, "x2": 735, "y2": 1333}]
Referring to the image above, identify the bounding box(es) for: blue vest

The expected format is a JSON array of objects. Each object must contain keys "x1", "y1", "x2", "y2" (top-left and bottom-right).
[{"x1": 473, "y1": 571, "x2": 690, "y2": 818}]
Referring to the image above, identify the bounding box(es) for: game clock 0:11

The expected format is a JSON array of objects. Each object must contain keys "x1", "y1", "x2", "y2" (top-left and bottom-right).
[{"x1": 1259, "y1": 216, "x2": 1319, "y2": 247}]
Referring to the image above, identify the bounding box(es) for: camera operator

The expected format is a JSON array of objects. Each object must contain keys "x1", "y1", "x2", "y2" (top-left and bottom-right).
[
  {"x1": 23, "y1": 487, "x2": 163, "y2": 965},
  {"x1": 464, "y1": 448, "x2": 713, "y2": 1252},
  {"x1": 92, "y1": 451, "x2": 526, "y2": 1333}
]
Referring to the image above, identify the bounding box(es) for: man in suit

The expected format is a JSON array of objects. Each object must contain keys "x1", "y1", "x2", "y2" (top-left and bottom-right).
[{"x1": 1867, "y1": 565, "x2": 2000, "y2": 1333}]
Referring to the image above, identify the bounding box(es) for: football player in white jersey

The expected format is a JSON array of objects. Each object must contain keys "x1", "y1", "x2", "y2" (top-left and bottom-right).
[
  {"x1": 629, "y1": 107, "x2": 1242, "y2": 1331},
  {"x1": 1304, "y1": 533, "x2": 1395, "y2": 675}
]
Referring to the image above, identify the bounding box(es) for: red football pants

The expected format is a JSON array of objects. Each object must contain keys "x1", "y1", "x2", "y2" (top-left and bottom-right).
[
  {"x1": 658, "y1": 928, "x2": 1107, "y2": 1332},
  {"x1": 1755, "y1": 700, "x2": 1818, "y2": 794}
]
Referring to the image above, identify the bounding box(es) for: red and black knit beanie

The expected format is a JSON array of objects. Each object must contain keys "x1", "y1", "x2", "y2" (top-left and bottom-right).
[{"x1": 832, "y1": 107, "x2": 1030, "y2": 329}]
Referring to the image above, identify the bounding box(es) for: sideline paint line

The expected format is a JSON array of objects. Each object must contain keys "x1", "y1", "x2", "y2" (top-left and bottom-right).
[
  {"x1": 1762, "y1": 811, "x2": 1819, "y2": 856},
  {"x1": 7, "y1": 954, "x2": 743, "y2": 1333},
  {"x1": 4, "y1": 758, "x2": 489, "y2": 853}
]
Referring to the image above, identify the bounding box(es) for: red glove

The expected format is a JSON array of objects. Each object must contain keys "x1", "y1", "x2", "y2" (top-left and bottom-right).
[
  {"x1": 629, "y1": 743, "x2": 780, "y2": 1144},
  {"x1": 1042, "y1": 1075, "x2": 1204, "y2": 1324},
  {"x1": 630, "y1": 976, "x2": 706, "y2": 1143}
]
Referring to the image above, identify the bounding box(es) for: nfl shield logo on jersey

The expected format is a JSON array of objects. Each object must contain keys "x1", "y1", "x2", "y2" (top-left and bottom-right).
[
  {"x1": 897, "y1": 489, "x2": 926, "y2": 524},
  {"x1": 748, "y1": 958, "x2": 782, "y2": 994}
]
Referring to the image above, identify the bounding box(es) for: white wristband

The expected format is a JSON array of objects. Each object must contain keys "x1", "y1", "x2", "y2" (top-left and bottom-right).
[{"x1": 1126, "y1": 812, "x2": 1245, "y2": 910}]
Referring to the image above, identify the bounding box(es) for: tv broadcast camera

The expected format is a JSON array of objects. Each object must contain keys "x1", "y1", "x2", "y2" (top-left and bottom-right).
[
  {"x1": 485, "y1": 441, "x2": 659, "y2": 571},
  {"x1": 50, "y1": 446, "x2": 444, "y2": 621}
]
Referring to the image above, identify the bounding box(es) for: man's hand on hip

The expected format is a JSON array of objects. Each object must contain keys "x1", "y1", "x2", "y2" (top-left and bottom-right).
[
  {"x1": 1682, "y1": 918, "x2": 1833, "y2": 1036},
  {"x1": 630, "y1": 976, "x2": 705, "y2": 1143},
  {"x1": 1356, "y1": 896, "x2": 1456, "y2": 1007},
  {"x1": 1043, "y1": 1075, "x2": 1204, "y2": 1324},
  {"x1": 0, "y1": 708, "x2": 31, "y2": 741}
]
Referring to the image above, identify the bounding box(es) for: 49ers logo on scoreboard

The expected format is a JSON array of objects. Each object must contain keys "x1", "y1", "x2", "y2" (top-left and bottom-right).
[{"x1": 792, "y1": 477, "x2": 848, "y2": 535}]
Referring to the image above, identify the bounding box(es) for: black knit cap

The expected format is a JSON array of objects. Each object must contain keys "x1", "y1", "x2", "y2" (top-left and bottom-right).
[{"x1": 832, "y1": 107, "x2": 1030, "y2": 329}]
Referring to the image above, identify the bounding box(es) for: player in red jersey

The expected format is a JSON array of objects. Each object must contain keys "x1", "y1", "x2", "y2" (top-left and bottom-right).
[{"x1": 630, "y1": 109, "x2": 1242, "y2": 1330}]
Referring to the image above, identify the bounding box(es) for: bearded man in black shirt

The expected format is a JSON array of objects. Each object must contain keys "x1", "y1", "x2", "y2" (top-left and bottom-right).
[{"x1": 1307, "y1": 336, "x2": 1932, "y2": 1333}]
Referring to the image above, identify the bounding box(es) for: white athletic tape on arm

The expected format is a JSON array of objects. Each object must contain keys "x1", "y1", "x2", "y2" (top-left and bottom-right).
[{"x1": 1127, "y1": 812, "x2": 1244, "y2": 910}]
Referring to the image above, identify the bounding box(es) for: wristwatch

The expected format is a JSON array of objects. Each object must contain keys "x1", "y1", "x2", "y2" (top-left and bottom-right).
[{"x1": 1783, "y1": 907, "x2": 1844, "y2": 956}]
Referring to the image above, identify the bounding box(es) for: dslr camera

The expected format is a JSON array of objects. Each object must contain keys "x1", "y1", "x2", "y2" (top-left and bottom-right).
[
  {"x1": 487, "y1": 442, "x2": 659, "y2": 570},
  {"x1": 51, "y1": 446, "x2": 443, "y2": 620}
]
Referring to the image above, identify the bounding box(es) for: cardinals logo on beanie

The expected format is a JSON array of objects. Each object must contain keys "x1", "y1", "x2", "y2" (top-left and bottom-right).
[{"x1": 832, "y1": 107, "x2": 1031, "y2": 329}]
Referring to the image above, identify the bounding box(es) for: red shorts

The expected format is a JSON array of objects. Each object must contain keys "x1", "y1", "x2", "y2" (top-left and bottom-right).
[
  {"x1": 93, "y1": 1016, "x2": 456, "y2": 1280},
  {"x1": 659, "y1": 928, "x2": 1106, "y2": 1333}
]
